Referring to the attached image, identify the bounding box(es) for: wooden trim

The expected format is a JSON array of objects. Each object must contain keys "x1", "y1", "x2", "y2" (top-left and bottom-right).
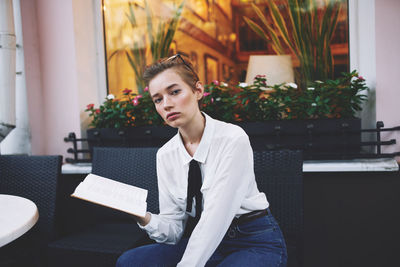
[
  {"x1": 185, "y1": 6, "x2": 208, "y2": 22},
  {"x1": 215, "y1": 3, "x2": 229, "y2": 20},
  {"x1": 178, "y1": 18, "x2": 228, "y2": 56}
]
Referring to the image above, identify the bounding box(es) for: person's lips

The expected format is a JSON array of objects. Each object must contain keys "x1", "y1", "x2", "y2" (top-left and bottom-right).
[{"x1": 166, "y1": 112, "x2": 180, "y2": 120}]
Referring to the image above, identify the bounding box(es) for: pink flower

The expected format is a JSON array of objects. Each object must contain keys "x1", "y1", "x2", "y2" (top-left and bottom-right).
[
  {"x1": 211, "y1": 98, "x2": 214, "y2": 103},
  {"x1": 123, "y1": 88, "x2": 132, "y2": 94},
  {"x1": 203, "y1": 92, "x2": 211, "y2": 97},
  {"x1": 255, "y1": 75, "x2": 266, "y2": 78},
  {"x1": 144, "y1": 86, "x2": 149, "y2": 92},
  {"x1": 136, "y1": 94, "x2": 143, "y2": 99},
  {"x1": 95, "y1": 109, "x2": 100, "y2": 114},
  {"x1": 132, "y1": 98, "x2": 139, "y2": 106},
  {"x1": 212, "y1": 80, "x2": 219, "y2": 86},
  {"x1": 86, "y1": 104, "x2": 94, "y2": 110},
  {"x1": 357, "y1": 76, "x2": 365, "y2": 81}
]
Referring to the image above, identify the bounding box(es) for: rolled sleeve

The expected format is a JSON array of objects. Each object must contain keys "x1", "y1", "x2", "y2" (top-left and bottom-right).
[{"x1": 137, "y1": 212, "x2": 158, "y2": 232}]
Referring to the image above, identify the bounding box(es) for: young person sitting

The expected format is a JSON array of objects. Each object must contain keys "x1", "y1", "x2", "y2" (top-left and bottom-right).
[{"x1": 116, "y1": 54, "x2": 287, "y2": 267}]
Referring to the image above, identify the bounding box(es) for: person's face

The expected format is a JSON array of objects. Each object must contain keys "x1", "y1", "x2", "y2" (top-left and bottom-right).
[{"x1": 149, "y1": 68, "x2": 203, "y2": 129}]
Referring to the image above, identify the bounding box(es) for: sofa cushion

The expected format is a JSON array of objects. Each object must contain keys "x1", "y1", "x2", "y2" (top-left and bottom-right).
[{"x1": 47, "y1": 223, "x2": 150, "y2": 267}]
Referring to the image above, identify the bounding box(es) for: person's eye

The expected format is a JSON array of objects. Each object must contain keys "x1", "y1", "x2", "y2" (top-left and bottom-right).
[
  {"x1": 153, "y1": 98, "x2": 162, "y2": 104},
  {"x1": 171, "y1": 89, "x2": 181, "y2": 95}
]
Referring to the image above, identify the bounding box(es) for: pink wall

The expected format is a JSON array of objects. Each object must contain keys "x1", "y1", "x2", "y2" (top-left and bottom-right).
[
  {"x1": 21, "y1": 0, "x2": 81, "y2": 159},
  {"x1": 375, "y1": 0, "x2": 400, "y2": 156}
]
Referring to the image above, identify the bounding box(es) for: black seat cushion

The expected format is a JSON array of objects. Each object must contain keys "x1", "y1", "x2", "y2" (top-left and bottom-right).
[
  {"x1": 48, "y1": 147, "x2": 159, "y2": 267},
  {"x1": 47, "y1": 223, "x2": 150, "y2": 267}
]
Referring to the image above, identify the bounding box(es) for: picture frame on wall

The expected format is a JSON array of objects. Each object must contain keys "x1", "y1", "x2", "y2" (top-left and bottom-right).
[
  {"x1": 204, "y1": 54, "x2": 219, "y2": 84},
  {"x1": 222, "y1": 63, "x2": 232, "y2": 81},
  {"x1": 190, "y1": 51, "x2": 198, "y2": 72}
]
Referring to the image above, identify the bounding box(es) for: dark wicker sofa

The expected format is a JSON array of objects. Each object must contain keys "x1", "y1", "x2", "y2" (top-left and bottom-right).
[{"x1": 47, "y1": 147, "x2": 303, "y2": 267}]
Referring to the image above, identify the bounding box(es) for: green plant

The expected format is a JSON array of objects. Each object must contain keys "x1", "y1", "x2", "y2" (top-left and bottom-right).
[
  {"x1": 109, "y1": 1, "x2": 184, "y2": 94},
  {"x1": 237, "y1": 75, "x2": 287, "y2": 121},
  {"x1": 243, "y1": 0, "x2": 342, "y2": 89},
  {"x1": 201, "y1": 71, "x2": 368, "y2": 122},
  {"x1": 201, "y1": 81, "x2": 238, "y2": 122},
  {"x1": 269, "y1": 70, "x2": 368, "y2": 120},
  {"x1": 86, "y1": 71, "x2": 368, "y2": 129},
  {"x1": 85, "y1": 88, "x2": 163, "y2": 128}
]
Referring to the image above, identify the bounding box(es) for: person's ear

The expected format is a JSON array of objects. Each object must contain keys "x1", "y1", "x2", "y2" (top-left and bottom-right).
[{"x1": 194, "y1": 81, "x2": 204, "y2": 101}]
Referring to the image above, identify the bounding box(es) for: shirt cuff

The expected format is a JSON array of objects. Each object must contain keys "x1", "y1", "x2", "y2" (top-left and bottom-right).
[{"x1": 137, "y1": 213, "x2": 159, "y2": 232}]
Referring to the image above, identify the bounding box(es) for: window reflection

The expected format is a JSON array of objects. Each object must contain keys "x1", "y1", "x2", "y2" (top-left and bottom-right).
[{"x1": 103, "y1": 0, "x2": 348, "y2": 97}]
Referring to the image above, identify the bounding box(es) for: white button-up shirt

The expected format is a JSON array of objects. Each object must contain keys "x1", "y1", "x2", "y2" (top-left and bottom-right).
[{"x1": 140, "y1": 113, "x2": 269, "y2": 267}]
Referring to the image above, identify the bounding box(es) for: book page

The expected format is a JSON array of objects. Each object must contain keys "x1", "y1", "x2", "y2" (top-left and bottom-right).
[{"x1": 71, "y1": 173, "x2": 148, "y2": 217}]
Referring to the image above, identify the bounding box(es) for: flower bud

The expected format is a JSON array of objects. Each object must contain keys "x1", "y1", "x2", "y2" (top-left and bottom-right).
[{"x1": 123, "y1": 88, "x2": 132, "y2": 94}]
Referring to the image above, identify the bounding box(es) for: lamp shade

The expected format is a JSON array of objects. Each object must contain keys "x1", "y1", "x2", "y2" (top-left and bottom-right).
[{"x1": 245, "y1": 55, "x2": 294, "y2": 86}]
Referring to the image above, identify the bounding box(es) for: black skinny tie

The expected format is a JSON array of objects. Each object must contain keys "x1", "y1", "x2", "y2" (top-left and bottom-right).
[{"x1": 186, "y1": 159, "x2": 203, "y2": 223}]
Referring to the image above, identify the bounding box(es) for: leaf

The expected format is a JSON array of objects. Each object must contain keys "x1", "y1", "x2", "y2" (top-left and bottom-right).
[
  {"x1": 145, "y1": 1, "x2": 155, "y2": 57},
  {"x1": 249, "y1": 3, "x2": 285, "y2": 54},
  {"x1": 243, "y1": 17, "x2": 272, "y2": 44},
  {"x1": 126, "y1": 2, "x2": 137, "y2": 27},
  {"x1": 126, "y1": 51, "x2": 140, "y2": 78},
  {"x1": 267, "y1": 0, "x2": 297, "y2": 54}
]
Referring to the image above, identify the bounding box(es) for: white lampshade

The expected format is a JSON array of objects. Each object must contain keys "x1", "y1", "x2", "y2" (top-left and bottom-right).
[{"x1": 245, "y1": 55, "x2": 294, "y2": 86}]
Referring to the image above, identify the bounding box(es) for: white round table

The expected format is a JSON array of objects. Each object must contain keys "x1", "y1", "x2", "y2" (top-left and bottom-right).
[{"x1": 0, "y1": 194, "x2": 39, "y2": 247}]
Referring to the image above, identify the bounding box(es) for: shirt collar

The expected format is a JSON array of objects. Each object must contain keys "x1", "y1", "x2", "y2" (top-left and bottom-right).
[{"x1": 177, "y1": 112, "x2": 215, "y2": 165}]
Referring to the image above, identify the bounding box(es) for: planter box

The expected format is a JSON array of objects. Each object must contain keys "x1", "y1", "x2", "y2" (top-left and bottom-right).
[
  {"x1": 87, "y1": 125, "x2": 177, "y2": 149},
  {"x1": 87, "y1": 118, "x2": 361, "y2": 160},
  {"x1": 235, "y1": 118, "x2": 361, "y2": 159}
]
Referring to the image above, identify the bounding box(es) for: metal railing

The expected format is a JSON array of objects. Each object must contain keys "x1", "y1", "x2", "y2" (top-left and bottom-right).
[{"x1": 64, "y1": 121, "x2": 400, "y2": 163}]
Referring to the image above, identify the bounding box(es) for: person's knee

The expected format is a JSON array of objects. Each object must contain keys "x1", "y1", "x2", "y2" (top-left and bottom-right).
[
  {"x1": 116, "y1": 249, "x2": 145, "y2": 267},
  {"x1": 116, "y1": 251, "x2": 131, "y2": 267}
]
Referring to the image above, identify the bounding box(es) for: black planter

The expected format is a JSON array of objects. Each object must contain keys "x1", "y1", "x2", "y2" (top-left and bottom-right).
[
  {"x1": 87, "y1": 118, "x2": 361, "y2": 160},
  {"x1": 235, "y1": 118, "x2": 361, "y2": 159},
  {"x1": 87, "y1": 125, "x2": 177, "y2": 149}
]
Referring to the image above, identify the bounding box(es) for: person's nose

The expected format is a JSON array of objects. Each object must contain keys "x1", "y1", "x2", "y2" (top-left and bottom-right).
[{"x1": 163, "y1": 95, "x2": 173, "y2": 110}]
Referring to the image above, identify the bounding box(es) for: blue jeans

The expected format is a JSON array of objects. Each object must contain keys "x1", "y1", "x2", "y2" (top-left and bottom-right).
[{"x1": 117, "y1": 212, "x2": 287, "y2": 267}]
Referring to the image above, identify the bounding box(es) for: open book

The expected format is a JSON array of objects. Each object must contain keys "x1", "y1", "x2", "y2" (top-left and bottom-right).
[{"x1": 71, "y1": 173, "x2": 147, "y2": 217}]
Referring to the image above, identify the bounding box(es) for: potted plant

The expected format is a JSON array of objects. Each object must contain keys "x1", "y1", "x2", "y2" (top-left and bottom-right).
[
  {"x1": 201, "y1": 73, "x2": 368, "y2": 157},
  {"x1": 85, "y1": 88, "x2": 175, "y2": 148},
  {"x1": 243, "y1": 0, "x2": 342, "y2": 89},
  {"x1": 86, "y1": 72, "x2": 368, "y2": 159}
]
